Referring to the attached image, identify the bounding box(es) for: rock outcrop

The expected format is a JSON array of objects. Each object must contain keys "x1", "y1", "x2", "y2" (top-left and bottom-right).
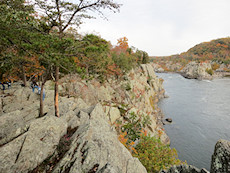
[
  {"x1": 160, "y1": 165, "x2": 209, "y2": 173},
  {"x1": 0, "y1": 86, "x2": 147, "y2": 172},
  {"x1": 211, "y1": 139, "x2": 230, "y2": 173},
  {"x1": 162, "y1": 139, "x2": 230, "y2": 173},
  {"x1": 58, "y1": 64, "x2": 169, "y2": 144},
  {"x1": 1, "y1": 64, "x2": 167, "y2": 173},
  {"x1": 181, "y1": 61, "x2": 213, "y2": 80},
  {"x1": 1, "y1": 64, "x2": 230, "y2": 173}
]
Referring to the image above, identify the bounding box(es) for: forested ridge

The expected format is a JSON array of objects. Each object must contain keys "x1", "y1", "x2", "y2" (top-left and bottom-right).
[{"x1": 151, "y1": 37, "x2": 230, "y2": 72}]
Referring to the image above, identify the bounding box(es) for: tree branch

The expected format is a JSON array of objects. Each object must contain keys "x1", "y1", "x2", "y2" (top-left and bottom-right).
[{"x1": 62, "y1": 0, "x2": 100, "y2": 32}]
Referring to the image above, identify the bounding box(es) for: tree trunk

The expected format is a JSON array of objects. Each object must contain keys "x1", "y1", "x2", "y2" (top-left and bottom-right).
[
  {"x1": 39, "y1": 82, "x2": 44, "y2": 117},
  {"x1": 22, "y1": 66, "x2": 27, "y2": 87},
  {"x1": 54, "y1": 66, "x2": 60, "y2": 117}
]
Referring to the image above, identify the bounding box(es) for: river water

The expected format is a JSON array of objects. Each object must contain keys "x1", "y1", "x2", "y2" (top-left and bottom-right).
[{"x1": 157, "y1": 73, "x2": 230, "y2": 170}]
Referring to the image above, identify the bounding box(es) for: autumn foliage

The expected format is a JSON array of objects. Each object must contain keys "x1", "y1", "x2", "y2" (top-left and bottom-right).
[
  {"x1": 152, "y1": 37, "x2": 230, "y2": 72},
  {"x1": 115, "y1": 111, "x2": 183, "y2": 172}
]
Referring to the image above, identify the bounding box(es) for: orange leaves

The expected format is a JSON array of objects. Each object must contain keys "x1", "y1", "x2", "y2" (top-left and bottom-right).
[
  {"x1": 141, "y1": 129, "x2": 148, "y2": 137},
  {"x1": 118, "y1": 132, "x2": 137, "y2": 154},
  {"x1": 4, "y1": 55, "x2": 45, "y2": 81},
  {"x1": 24, "y1": 56, "x2": 45, "y2": 78},
  {"x1": 107, "y1": 63, "x2": 122, "y2": 76},
  {"x1": 73, "y1": 57, "x2": 80, "y2": 65},
  {"x1": 117, "y1": 37, "x2": 129, "y2": 51},
  {"x1": 112, "y1": 37, "x2": 129, "y2": 55},
  {"x1": 118, "y1": 131, "x2": 128, "y2": 147},
  {"x1": 216, "y1": 43, "x2": 228, "y2": 48}
]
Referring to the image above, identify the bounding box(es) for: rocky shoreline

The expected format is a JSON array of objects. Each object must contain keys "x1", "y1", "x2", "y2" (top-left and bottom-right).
[{"x1": 153, "y1": 61, "x2": 230, "y2": 80}]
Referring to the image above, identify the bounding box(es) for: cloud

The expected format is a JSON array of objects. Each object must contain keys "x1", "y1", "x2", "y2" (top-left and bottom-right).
[{"x1": 78, "y1": 0, "x2": 230, "y2": 56}]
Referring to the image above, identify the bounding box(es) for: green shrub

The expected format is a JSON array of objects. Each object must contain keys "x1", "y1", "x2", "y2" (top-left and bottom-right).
[
  {"x1": 133, "y1": 134, "x2": 183, "y2": 173},
  {"x1": 118, "y1": 112, "x2": 150, "y2": 142},
  {"x1": 205, "y1": 68, "x2": 214, "y2": 75},
  {"x1": 123, "y1": 82, "x2": 131, "y2": 91}
]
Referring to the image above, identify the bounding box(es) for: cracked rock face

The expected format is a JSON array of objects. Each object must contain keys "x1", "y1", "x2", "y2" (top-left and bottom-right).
[
  {"x1": 211, "y1": 139, "x2": 230, "y2": 173},
  {"x1": 0, "y1": 116, "x2": 67, "y2": 173},
  {"x1": 0, "y1": 86, "x2": 147, "y2": 173},
  {"x1": 52, "y1": 104, "x2": 147, "y2": 173}
]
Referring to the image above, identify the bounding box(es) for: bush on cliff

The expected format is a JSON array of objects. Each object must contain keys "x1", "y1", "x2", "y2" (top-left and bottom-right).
[
  {"x1": 133, "y1": 134, "x2": 183, "y2": 173},
  {"x1": 116, "y1": 112, "x2": 184, "y2": 173},
  {"x1": 205, "y1": 68, "x2": 214, "y2": 75}
]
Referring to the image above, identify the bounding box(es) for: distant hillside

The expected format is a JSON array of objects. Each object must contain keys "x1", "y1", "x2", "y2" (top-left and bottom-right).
[
  {"x1": 151, "y1": 37, "x2": 230, "y2": 72},
  {"x1": 184, "y1": 37, "x2": 230, "y2": 63}
]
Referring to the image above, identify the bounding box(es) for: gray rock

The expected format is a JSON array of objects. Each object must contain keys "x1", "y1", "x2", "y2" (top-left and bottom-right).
[
  {"x1": 0, "y1": 110, "x2": 27, "y2": 146},
  {"x1": 141, "y1": 64, "x2": 157, "y2": 79},
  {"x1": 160, "y1": 164, "x2": 209, "y2": 173},
  {"x1": 181, "y1": 61, "x2": 213, "y2": 80},
  {"x1": 165, "y1": 118, "x2": 172, "y2": 123},
  {"x1": 0, "y1": 116, "x2": 67, "y2": 173},
  {"x1": 210, "y1": 139, "x2": 230, "y2": 173},
  {"x1": 105, "y1": 106, "x2": 121, "y2": 124},
  {"x1": 52, "y1": 104, "x2": 147, "y2": 173}
]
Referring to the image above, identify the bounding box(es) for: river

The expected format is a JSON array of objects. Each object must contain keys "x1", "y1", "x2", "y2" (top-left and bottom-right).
[{"x1": 157, "y1": 73, "x2": 230, "y2": 170}]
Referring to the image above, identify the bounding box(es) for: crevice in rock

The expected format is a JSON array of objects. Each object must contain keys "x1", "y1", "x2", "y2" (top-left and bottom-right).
[
  {"x1": 71, "y1": 140, "x2": 80, "y2": 160},
  {"x1": 28, "y1": 151, "x2": 58, "y2": 173},
  {"x1": 26, "y1": 94, "x2": 30, "y2": 101},
  {"x1": 0, "y1": 126, "x2": 30, "y2": 148},
  {"x1": 29, "y1": 126, "x2": 79, "y2": 173},
  {"x1": 80, "y1": 141, "x2": 88, "y2": 164},
  {"x1": 63, "y1": 157, "x2": 78, "y2": 173},
  {"x1": 15, "y1": 135, "x2": 27, "y2": 163}
]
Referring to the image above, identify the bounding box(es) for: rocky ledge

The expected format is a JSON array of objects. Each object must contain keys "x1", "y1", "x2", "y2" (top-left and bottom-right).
[
  {"x1": 0, "y1": 64, "x2": 166, "y2": 173},
  {"x1": 0, "y1": 94, "x2": 147, "y2": 172}
]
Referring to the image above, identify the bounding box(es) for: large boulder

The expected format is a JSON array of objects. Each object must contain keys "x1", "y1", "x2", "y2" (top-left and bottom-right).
[
  {"x1": 210, "y1": 139, "x2": 230, "y2": 173},
  {"x1": 181, "y1": 61, "x2": 213, "y2": 80}
]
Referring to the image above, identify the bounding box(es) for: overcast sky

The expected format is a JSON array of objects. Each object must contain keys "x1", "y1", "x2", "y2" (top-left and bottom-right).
[{"x1": 78, "y1": 0, "x2": 230, "y2": 56}]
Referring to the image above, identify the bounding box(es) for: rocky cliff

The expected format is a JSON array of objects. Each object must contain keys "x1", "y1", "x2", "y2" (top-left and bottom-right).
[
  {"x1": 1, "y1": 64, "x2": 230, "y2": 173},
  {"x1": 211, "y1": 139, "x2": 230, "y2": 173},
  {"x1": 0, "y1": 64, "x2": 167, "y2": 173},
  {"x1": 58, "y1": 64, "x2": 169, "y2": 144}
]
